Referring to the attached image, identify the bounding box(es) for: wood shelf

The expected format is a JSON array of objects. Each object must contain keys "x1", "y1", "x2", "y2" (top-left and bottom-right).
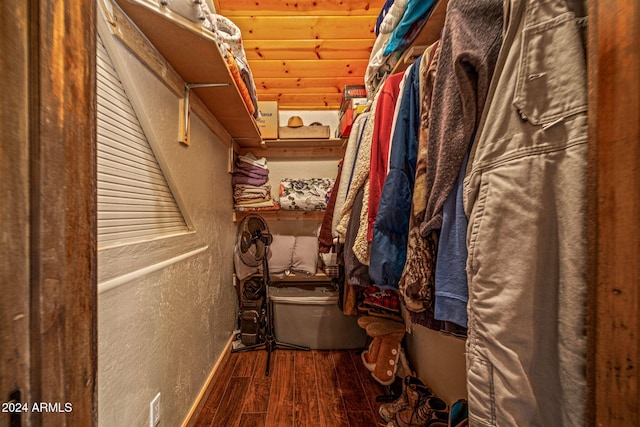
[
  {"x1": 236, "y1": 138, "x2": 346, "y2": 159},
  {"x1": 390, "y1": 0, "x2": 449, "y2": 75},
  {"x1": 233, "y1": 210, "x2": 325, "y2": 223},
  {"x1": 241, "y1": 272, "x2": 332, "y2": 284},
  {"x1": 272, "y1": 272, "x2": 332, "y2": 284},
  {"x1": 112, "y1": 0, "x2": 263, "y2": 148}
]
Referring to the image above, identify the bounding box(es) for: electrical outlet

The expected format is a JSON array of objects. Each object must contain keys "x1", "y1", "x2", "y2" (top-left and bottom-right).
[{"x1": 150, "y1": 393, "x2": 161, "y2": 427}]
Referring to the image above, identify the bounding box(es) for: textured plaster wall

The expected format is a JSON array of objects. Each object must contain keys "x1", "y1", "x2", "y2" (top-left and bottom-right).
[{"x1": 97, "y1": 27, "x2": 237, "y2": 427}]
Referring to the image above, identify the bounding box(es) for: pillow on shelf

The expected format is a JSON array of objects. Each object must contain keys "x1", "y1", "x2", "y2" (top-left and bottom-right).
[
  {"x1": 292, "y1": 236, "x2": 319, "y2": 276},
  {"x1": 267, "y1": 235, "x2": 296, "y2": 278}
]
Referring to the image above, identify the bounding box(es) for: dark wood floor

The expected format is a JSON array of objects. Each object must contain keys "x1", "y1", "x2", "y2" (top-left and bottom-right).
[{"x1": 191, "y1": 348, "x2": 390, "y2": 427}]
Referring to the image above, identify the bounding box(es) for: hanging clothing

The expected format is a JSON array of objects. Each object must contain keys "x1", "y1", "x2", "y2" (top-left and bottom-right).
[
  {"x1": 419, "y1": 0, "x2": 503, "y2": 237},
  {"x1": 344, "y1": 187, "x2": 370, "y2": 288},
  {"x1": 332, "y1": 112, "x2": 368, "y2": 239},
  {"x1": 420, "y1": 0, "x2": 504, "y2": 329},
  {"x1": 367, "y1": 72, "x2": 404, "y2": 242},
  {"x1": 318, "y1": 161, "x2": 343, "y2": 253},
  {"x1": 463, "y1": 0, "x2": 588, "y2": 425},
  {"x1": 434, "y1": 152, "x2": 469, "y2": 328},
  {"x1": 398, "y1": 42, "x2": 440, "y2": 316},
  {"x1": 336, "y1": 107, "x2": 375, "y2": 245},
  {"x1": 347, "y1": 87, "x2": 385, "y2": 266},
  {"x1": 369, "y1": 60, "x2": 421, "y2": 290}
]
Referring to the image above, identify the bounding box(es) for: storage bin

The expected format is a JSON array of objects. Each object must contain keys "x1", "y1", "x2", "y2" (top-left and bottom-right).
[{"x1": 270, "y1": 284, "x2": 367, "y2": 350}]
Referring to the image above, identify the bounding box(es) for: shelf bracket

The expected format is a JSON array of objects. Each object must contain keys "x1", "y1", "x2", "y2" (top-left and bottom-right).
[{"x1": 179, "y1": 82, "x2": 230, "y2": 145}]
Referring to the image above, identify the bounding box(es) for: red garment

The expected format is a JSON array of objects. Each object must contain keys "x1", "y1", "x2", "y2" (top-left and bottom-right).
[
  {"x1": 318, "y1": 160, "x2": 343, "y2": 253},
  {"x1": 367, "y1": 73, "x2": 404, "y2": 242}
]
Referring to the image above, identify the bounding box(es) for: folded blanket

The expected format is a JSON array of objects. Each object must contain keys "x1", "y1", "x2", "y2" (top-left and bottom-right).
[
  {"x1": 237, "y1": 152, "x2": 268, "y2": 169},
  {"x1": 234, "y1": 189, "x2": 271, "y2": 202},
  {"x1": 232, "y1": 174, "x2": 268, "y2": 187},
  {"x1": 234, "y1": 199, "x2": 275, "y2": 209},
  {"x1": 233, "y1": 169, "x2": 269, "y2": 182},
  {"x1": 233, "y1": 202, "x2": 280, "y2": 212},
  {"x1": 279, "y1": 178, "x2": 335, "y2": 211},
  {"x1": 224, "y1": 50, "x2": 255, "y2": 116},
  {"x1": 234, "y1": 160, "x2": 269, "y2": 177},
  {"x1": 213, "y1": 14, "x2": 260, "y2": 118},
  {"x1": 235, "y1": 196, "x2": 271, "y2": 205},
  {"x1": 234, "y1": 184, "x2": 271, "y2": 197}
]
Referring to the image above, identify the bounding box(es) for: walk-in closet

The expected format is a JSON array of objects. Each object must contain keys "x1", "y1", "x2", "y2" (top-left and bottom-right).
[{"x1": 1, "y1": 0, "x2": 638, "y2": 426}]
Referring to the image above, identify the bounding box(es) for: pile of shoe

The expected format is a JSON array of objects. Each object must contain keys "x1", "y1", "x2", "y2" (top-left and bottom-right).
[{"x1": 379, "y1": 375, "x2": 469, "y2": 427}]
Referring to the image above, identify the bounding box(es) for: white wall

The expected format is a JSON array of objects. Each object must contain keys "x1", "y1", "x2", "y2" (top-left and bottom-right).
[
  {"x1": 97, "y1": 22, "x2": 237, "y2": 427},
  {"x1": 278, "y1": 110, "x2": 339, "y2": 136}
]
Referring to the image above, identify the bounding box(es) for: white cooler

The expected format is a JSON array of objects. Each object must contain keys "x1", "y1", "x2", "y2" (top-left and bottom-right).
[{"x1": 270, "y1": 284, "x2": 367, "y2": 350}]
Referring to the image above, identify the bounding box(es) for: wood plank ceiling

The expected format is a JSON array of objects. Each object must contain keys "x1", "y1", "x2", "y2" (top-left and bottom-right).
[{"x1": 213, "y1": 0, "x2": 379, "y2": 110}]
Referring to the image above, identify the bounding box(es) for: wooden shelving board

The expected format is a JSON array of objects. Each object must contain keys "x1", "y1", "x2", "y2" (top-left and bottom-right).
[
  {"x1": 271, "y1": 272, "x2": 332, "y2": 284},
  {"x1": 113, "y1": 0, "x2": 263, "y2": 147},
  {"x1": 240, "y1": 272, "x2": 332, "y2": 283},
  {"x1": 236, "y1": 138, "x2": 346, "y2": 159},
  {"x1": 233, "y1": 210, "x2": 325, "y2": 223}
]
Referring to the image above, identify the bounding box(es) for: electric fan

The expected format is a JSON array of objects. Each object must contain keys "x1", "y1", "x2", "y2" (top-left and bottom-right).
[{"x1": 232, "y1": 213, "x2": 309, "y2": 376}]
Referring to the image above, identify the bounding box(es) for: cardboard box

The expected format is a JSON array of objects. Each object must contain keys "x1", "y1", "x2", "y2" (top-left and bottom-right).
[
  {"x1": 278, "y1": 125, "x2": 331, "y2": 139},
  {"x1": 343, "y1": 85, "x2": 367, "y2": 100},
  {"x1": 255, "y1": 101, "x2": 278, "y2": 139}
]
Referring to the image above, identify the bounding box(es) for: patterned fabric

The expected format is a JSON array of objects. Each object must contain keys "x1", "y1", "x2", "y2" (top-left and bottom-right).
[
  {"x1": 224, "y1": 50, "x2": 255, "y2": 116},
  {"x1": 398, "y1": 41, "x2": 440, "y2": 316},
  {"x1": 363, "y1": 285, "x2": 400, "y2": 313},
  {"x1": 279, "y1": 178, "x2": 335, "y2": 211},
  {"x1": 213, "y1": 14, "x2": 259, "y2": 117}
]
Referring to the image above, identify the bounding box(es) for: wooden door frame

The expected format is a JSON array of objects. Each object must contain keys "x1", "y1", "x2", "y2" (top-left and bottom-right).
[
  {"x1": 0, "y1": 0, "x2": 638, "y2": 426},
  {"x1": 1, "y1": 1, "x2": 97, "y2": 426},
  {"x1": 587, "y1": 0, "x2": 640, "y2": 425}
]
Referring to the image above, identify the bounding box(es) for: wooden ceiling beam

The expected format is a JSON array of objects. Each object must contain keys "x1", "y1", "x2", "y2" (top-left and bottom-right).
[
  {"x1": 253, "y1": 76, "x2": 364, "y2": 91},
  {"x1": 258, "y1": 93, "x2": 344, "y2": 110},
  {"x1": 231, "y1": 16, "x2": 374, "y2": 40},
  {"x1": 243, "y1": 39, "x2": 373, "y2": 60},
  {"x1": 248, "y1": 58, "x2": 368, "y2": 78}
]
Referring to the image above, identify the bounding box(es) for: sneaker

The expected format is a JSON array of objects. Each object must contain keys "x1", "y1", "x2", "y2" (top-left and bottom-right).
[
  {"x1": 379, "y1": 376, "x2": 426, "y2": 423},
  {"x1": 391, "y1": 386, "x2": 448, "y2": 427}
]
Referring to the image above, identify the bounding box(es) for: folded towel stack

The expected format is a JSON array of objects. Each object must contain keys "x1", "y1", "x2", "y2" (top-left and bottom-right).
[{"x1": 232, "y1": 153, "x2": 276, "y2": 210}]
